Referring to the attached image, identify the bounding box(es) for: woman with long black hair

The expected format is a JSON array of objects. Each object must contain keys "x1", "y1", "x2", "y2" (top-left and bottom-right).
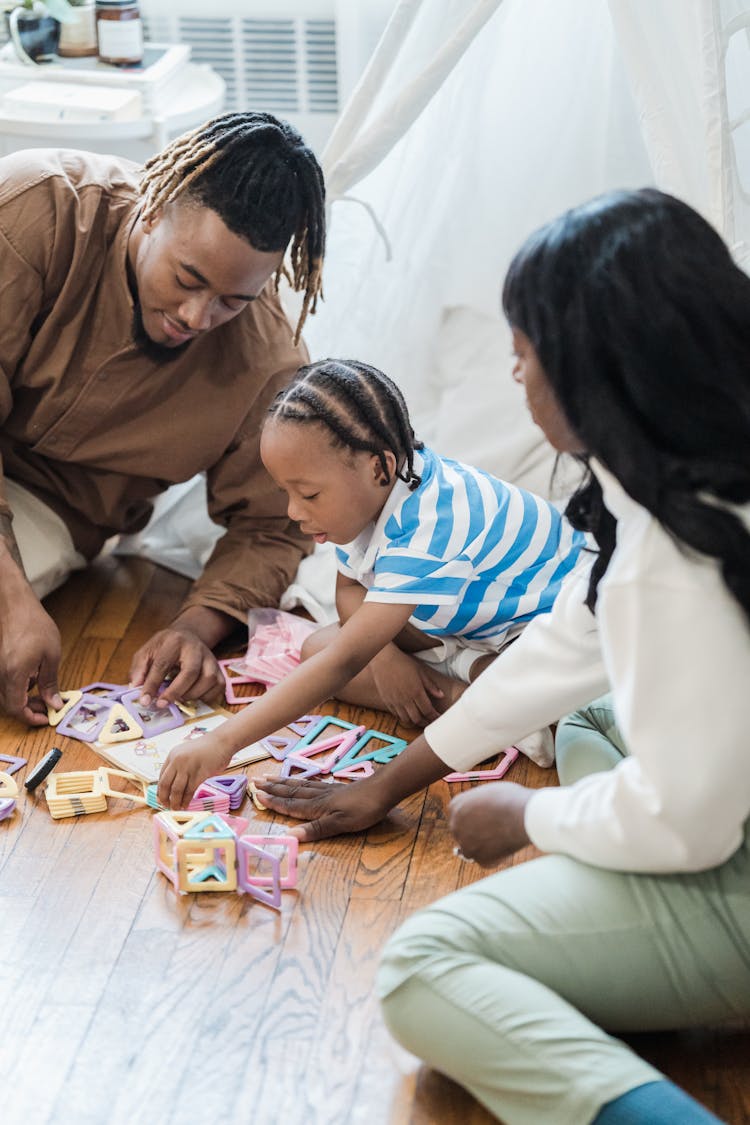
[{"x1": 377, "y1": 189, "x2": 750, "y2": 1125}]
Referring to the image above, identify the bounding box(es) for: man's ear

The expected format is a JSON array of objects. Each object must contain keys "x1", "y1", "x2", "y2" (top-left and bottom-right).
[{"x1": 141, "y1": 207, "x2": 164, "y2": 235}]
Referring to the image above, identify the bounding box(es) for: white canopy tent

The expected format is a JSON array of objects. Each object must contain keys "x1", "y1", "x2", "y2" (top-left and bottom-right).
[{"x1": 117, "y1": 0, "x2": 750, "y2": 618}]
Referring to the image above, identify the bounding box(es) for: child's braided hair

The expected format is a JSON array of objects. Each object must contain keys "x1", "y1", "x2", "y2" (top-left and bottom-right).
[{"x1": 269, "y1": 359, "x2": 424, "y2": 490}]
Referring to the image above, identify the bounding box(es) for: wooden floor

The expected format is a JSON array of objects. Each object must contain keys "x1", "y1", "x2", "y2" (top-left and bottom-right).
[{"x1": 1, "y1": 556, "x2": 748, "y2": 1125}]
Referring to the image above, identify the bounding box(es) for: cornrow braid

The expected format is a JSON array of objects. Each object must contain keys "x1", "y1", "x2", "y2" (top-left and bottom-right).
[
  {"x1": 139, "y1": 111, "x2": 325, "y2": 344},
  {"x1": 269, "y1": 359, "x2": 424, "y2": 490}
]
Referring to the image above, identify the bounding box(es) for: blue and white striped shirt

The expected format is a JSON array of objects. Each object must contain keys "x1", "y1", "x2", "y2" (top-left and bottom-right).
[{"x1": 336, "y1": 446, "x2": 586, "y2": 644}]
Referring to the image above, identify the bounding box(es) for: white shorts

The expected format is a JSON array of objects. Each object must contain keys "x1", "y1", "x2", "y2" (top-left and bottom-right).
[
  {"x1": 414, "y1": 626, "x2": 523, "y2": 685},
  {"x1": 4, "y1": 478, "x2": 86, "y2": 599}
]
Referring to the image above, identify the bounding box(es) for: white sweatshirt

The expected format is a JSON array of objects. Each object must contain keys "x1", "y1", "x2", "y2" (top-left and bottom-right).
[{"x1": 424, "y1": 461, "x2": 750, "y2": 874}]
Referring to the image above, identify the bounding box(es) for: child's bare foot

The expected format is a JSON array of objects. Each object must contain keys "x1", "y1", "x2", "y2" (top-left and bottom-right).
[{"x1": 429, "y1": 669, "x2": 467, "y2": 714}]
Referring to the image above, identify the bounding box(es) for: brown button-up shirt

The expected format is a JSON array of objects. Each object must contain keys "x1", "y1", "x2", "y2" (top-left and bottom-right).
[{"x1": 0, "y1": 148, "x2": 310, "y2": 622}]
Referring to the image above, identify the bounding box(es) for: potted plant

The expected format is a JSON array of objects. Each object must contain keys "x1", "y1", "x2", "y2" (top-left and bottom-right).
[{"x1": 3, "y1": 0, "x2": 82, "y2": 64}]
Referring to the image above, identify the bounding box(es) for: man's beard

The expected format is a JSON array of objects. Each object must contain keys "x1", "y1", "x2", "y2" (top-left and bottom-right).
[{"x1": 132, "y1": 304, "x2": 192, "y2": 363}]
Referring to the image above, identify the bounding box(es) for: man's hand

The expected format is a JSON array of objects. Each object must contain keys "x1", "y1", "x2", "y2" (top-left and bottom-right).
[
  {"x1": 371, "y1": 647, "x2": 444, "y2": 726},
  {"x1": 448, "y1": 782, "x2": 534, "y2": 866},
  {"x1": 0, "y1": 569, "x2": 62, "y2": 725},
  {"x1": 253, "y1": 775, "x2": 392, "y2": 841},
  {"x1": 129, "y1": 626, "x2": 224, "y2": 709},
  {"x1": 157, "y1": 733, "x2": 233, "y2": 809}
]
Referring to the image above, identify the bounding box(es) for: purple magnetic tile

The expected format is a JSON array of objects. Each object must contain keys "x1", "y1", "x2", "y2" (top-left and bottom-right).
[
  {"x1": 0, "y1": 797, "x2": 15, "y2": 822},
  {"x1": 56, "y1": 694, "x2": 112, "y2": 743},
  {"x1": 120, "y1": 689, "x2": 183, "y2": 737},
  {"x1": 280, "y1": 756, "x2": 322, "y2": 780},
  {"x1": 287, "y1": 715, "x2": 322, "y2": 737},
  {"x1": 204, "y1": 774, "x2": 248, "y2": 809},
  {"x1": 260, "y1": 735, "x2": 297, "y2": 761},
  {"x1": 78, "y1": 682, "x2": 129, "y2": 699},
  {"x1": 236, "y1": 839, "x2": 282, "y2": 908},
  {"x1": 0, "y1": 753, "x2": 27, "y2": 775}
]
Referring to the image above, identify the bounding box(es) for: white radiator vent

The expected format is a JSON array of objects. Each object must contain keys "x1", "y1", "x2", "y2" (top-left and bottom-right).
[{"x1": 141, "y1": 13, "x2": 338, "y2": 117}]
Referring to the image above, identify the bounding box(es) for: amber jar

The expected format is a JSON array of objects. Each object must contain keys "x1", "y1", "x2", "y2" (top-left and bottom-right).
[{"x1": 96, "y1": 0, "x2": 143, "y2": 66}]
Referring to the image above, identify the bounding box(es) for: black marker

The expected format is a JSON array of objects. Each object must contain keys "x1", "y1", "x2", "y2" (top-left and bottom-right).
[{"x1": 24, "y1": 747, "x2": 63, "y2": 792}]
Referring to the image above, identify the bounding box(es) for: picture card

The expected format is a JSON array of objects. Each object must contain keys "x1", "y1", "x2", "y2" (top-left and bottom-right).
[{"x1": 91, "y1": 708, "x2": 270, "y2": 784}]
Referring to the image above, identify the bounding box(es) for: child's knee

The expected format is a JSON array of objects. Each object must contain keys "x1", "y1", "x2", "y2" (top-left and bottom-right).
[{"x1": 300, "y1": 623, "x2": 339, "y2": 662}]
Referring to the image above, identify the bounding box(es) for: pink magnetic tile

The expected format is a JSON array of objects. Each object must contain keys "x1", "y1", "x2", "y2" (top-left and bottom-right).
[
  {"x1": 240, "y1": 834, "x2": 298, "y2": 889},
  {"x1": 188, "y1": 785, "x2": 231, "y2": 814},
  {"x1": 444, "y1": 746, "x2": 519, "y2": 783},
  {"x1": 332, "y1": 761, "x2": 375, "y2": 780}
]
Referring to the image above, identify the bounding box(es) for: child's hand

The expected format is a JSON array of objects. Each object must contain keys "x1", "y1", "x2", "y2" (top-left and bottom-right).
[
  {"x1": 157, "y1": 734, "x2": 232, "y2": 809},
  {"x1": 371, "y1": 648, "x2": 444, "y2": 726}
]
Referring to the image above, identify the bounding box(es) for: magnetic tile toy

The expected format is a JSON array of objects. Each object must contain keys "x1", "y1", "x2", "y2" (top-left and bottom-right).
[
  {"x1": 120, "y1": 689, "x2": 183, "y2": 737},
  {"x1": 46, "y1": 690, "x2": 82, "y2": 726},
  {"x1": 444, "y1": 747, "x2": 519, "y2": 782},
  {"x1": 45, "y1": 770, "x2": 108, "y2": 819}
]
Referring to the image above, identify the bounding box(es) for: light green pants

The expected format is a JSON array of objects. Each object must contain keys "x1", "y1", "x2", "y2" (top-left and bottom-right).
[{"x1": 378, "y1": 695, "x2": 750, "y2": 1125}]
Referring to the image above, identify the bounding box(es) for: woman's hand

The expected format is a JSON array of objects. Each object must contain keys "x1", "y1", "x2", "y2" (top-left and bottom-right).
[
  {"x1": 253, "y1": 775, "x2": 392, "y2": 841},
  {"x1": 371, "y1": 648, "x2": 444, "y2": 726},
  {"x1": 157, "y1": 733, "x2": 233, "y2": 809},
  {"x1": 448, "y1": 782, "x2": 534, "y2": 866}
]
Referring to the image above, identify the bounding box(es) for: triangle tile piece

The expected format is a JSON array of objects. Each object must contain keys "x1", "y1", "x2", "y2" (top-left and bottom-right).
[
  {"x1": 183, "y1": 813, "x2": 236, "y2": 840},
  {"x1": 280, "y1": 756, "x2": 322, "y2": 780},
  {"x1": 260, "y1": 735, "x2": 297, "y2": 761},
  {"x1": 47, "y1": 689, "x2": 83, "y2": 727},
  {"x1": 332, "y1": 761, "x2": 375, "y2": 781},
  {"x1": 0, "y1": 753, "x2": 27, "y2": 775},
  {"x1": 288, "y1": 715, "x2": 323, "y2": 737},
  {"x1": 98, "y1": 703, "x2": 143, "y2": 745}
]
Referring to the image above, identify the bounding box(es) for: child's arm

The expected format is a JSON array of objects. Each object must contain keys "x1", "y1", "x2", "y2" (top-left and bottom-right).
[
  {"x1": 334, "y1": 573, "x2": 444, "y2": 724},
  {"x1": 157, "y1": 598, "x2": 418, "y2": 809},
  {"x1": 335, "y1": 571, "x2": 367, "y2": 623}
]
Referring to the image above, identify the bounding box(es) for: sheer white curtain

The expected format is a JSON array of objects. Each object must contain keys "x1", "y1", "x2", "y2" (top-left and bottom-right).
[
  {"x1": 118, "y1": 0, "x2": 750, "y2": 615},
  {"x1": 304, "y1": 0, "x2": 653, "y2": 493}
]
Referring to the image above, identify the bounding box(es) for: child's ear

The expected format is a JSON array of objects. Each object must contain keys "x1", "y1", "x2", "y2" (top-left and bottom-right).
[{"x1": 373, "y1": 450, "x2": 397, "y2": 487}]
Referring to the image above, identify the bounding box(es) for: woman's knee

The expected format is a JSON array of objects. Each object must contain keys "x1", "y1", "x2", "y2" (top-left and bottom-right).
[
  {"x1": 555, "y1": 692, "x2": 626, "y2": 785},
  {"x1": 379, "y1": 905, "x2": 475, "y2": 993}
]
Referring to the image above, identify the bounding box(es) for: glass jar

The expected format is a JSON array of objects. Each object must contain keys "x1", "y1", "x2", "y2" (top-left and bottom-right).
[
  {"x1": 96, "y1": 0, "x2": 143, "y2": 66},
  {"x1": 59, "y1": 1, "x2": 98, "y2": 59}
]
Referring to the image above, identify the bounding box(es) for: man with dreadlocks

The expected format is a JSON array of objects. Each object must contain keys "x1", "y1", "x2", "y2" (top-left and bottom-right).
[{"x1": 0, "y1": 112, "x2": 325, "y2": 726}]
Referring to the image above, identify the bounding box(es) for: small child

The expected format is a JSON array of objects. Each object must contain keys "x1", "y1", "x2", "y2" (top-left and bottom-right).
[{"x1": 157, "y1": 358, "x2": 586, "y2": 808}]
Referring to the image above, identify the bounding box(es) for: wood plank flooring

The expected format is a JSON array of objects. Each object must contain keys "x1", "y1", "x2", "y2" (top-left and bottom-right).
[{"x1": 0, "y1": 556, "x2": 747, "y2": 1125}]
